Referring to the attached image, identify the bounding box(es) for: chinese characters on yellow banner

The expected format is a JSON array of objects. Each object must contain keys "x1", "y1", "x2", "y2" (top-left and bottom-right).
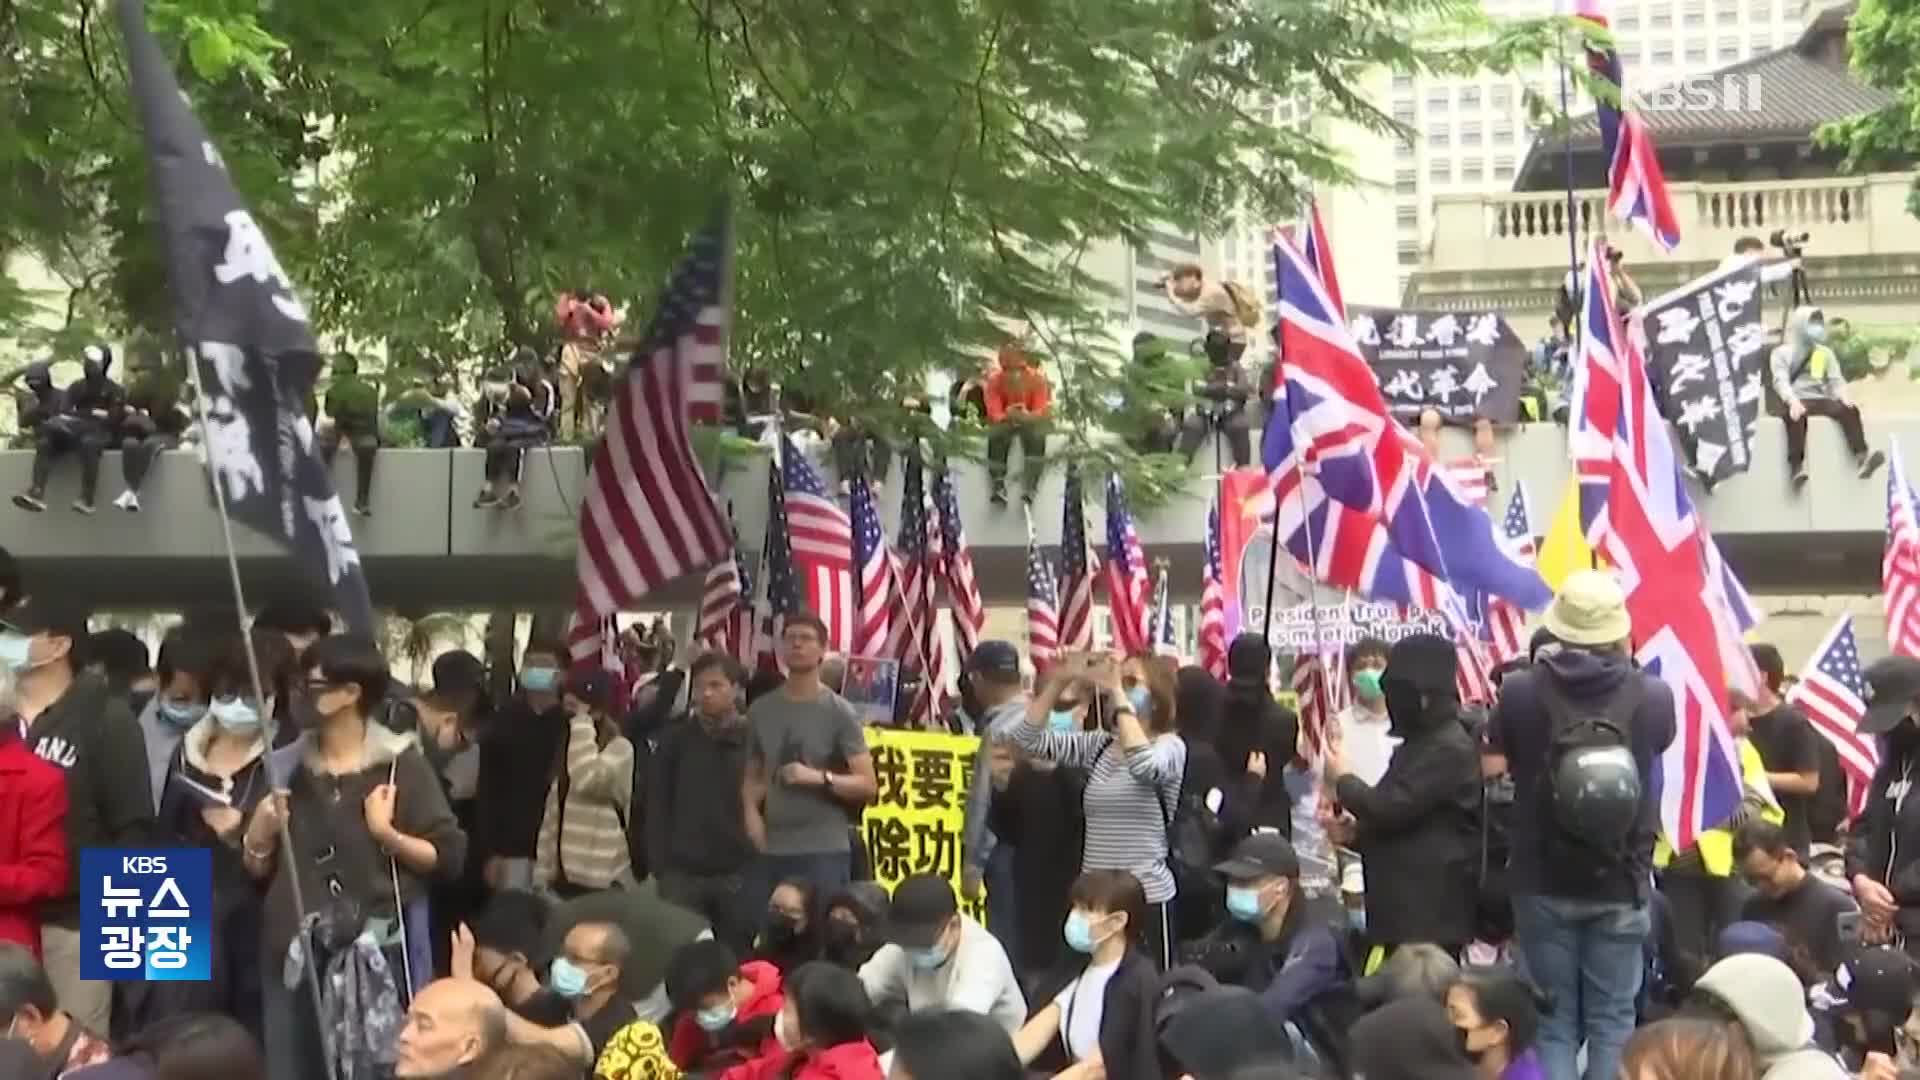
[{"x1": 860, "y1": 727, "x2": 988, "y2": 925}]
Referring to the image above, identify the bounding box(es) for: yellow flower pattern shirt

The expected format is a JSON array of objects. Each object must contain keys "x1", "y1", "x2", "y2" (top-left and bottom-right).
[{"x1": 595, "y1": 1019, "x2": 683, "y2": 1080}]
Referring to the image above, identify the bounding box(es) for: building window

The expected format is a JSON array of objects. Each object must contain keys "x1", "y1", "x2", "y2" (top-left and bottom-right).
[
  {"x1": 1395, "y1": 169, "x2": 1418, "y2": 195},
  {"x1": 1491, "y1": 85, "x2": 1513, "y2": 110},
  {"x1": 1397, "y1": 138, "x2": 1415, "y2": 160},
  {"x1": 1461, "y1": 122, "x2": 1483, "y2": 147},
  {"x1": 1652, "y1": 42, "x2": 1674, "y2": 63},
  {"x1": 1619, "y1": 9, "x2": 1640, "y2": 28},
  {"x1": 1494, "y1": 120, "x2": 1515, "y2": 143},
  {"x1": 1461, "y1": 86, "x2": 1482, "y2": 110},
  {"x1": 1427, "y1": 88, "x2": 1450, "y2": 112},
  {"x1": 1684, "y1": 0, "x2": 1705, "y2": 25},
  {"x1": 1716, "y1": 2, "x2": 1737, "y2": 22},
  {"x1": 1397, "y1": 241, "x2": 1420, "y2": 265},
  {"x1": 1748, "y1": 0, "x2": 1770, "y2": 18},
  {"x1": 1750, "y1": 31, "x2": 1770, "y2": 50},
  {"x1": 1650, "y1": 5, "x2": 1672, "y2": 26},
  {"x1": 1394, "y1": 101, "x2": 1416, "y2": 125},
  {"x1": 1494, "y1": 155, "x2": 1516, "y2": 179},
  {"x1": 1717, "y1": 39, "x2": 1740, "y2": 59},
  {"x1": 1428, "y1": 128, "x2": 1450, "y2": 149},
  {"x1": 1396, "y1": 204, "x2": 1419, "y2": 225},
  {"x1": 1393, "y1": 73, "x2": 1415, "y2": 92},
  {"x1": 1462, "y1": 159, "x2": 1485, "y2": 182},
  {"x1": 1429, "y1": 158, "x2": 1451, "y2": 182},
  {"x1": 1685, "y1": 41, "x2": 1707, "y2": 61}
]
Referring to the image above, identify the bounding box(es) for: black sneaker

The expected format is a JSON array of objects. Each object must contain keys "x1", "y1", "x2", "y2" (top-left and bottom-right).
[
  {"x1": 11, "y1": 493, "x2": 44, "y2": 513},
  {"x1": 71, "y1": 500, "x2": 96, "y2": 515},
  {"x1": 502, "y1": 490, "x2": 522, "y2": 510},
  {"x1": 354, "y1": 502, "x2": 372, "y2": 517},
  {"x1": 989, "y1": 489, "x2": 1008, "y2": 508},
  {"x1": 1860, "y1": 450, "x2": 1888, "y2": 479},
  {"x1": 1791, "y1": 467, "x2": 1810, "y2": 489}
]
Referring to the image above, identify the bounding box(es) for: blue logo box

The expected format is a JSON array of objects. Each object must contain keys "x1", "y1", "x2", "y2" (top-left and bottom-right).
[{"x1": 80, "y1": 848, "x2": 212, "y2": 982}]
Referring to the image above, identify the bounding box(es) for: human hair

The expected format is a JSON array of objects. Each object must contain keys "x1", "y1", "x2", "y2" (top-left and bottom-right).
[
  {"x1": 666, "y1": 939, "x2": 741, "y2": 1011},
  {"x1": 1452, "y1": 967, "x2": 1541, "y2": 1057},
  {"x1": 1749, "y1": 644, "x2": 1785, "y2": 692},
  {"x1": 470, "y1": 890, "x2": 552, "y2": 963},
  {"x1": 301, "y1": 634, "x2": 391, "y2": 713},
  {"x1": 431, "y1": 650, "x2": 486, "y2": 697},
  {"x1": 1174, "y1": 665, "x2": 1224, "y2": 748},
  {"x1": 1347, "y1": 637, "x2": 1391, "y2": 668},
  {"x1": 1366, "y1": 943, "x2": 1459, "y2": 1005},
  {"x1": 579, "y1": 920, "x2": 631, "y2": 968},
  {"x1": 1069, "y1": 870, "x2": 1147, "y2": 946},
  {"x1": 202, "y1": 630, "x2": 277, "y2": 702},
  {"x1": 155, "y1": 625, "x2": 224, "y2": 689},
  {"x1": 1731, "y1": 818, "x2": 1793, "y2": 863},
  {"x1": 1169, "y1": 261, "x2": 1204, "y2": 280},
  {"x1": 1619, "y1": 1017, "x2": 1756, "y2": 1080},
  {"x1": 1734, "y1": 235, "x2": 1765, "y2": 255},
  {"x1": 521, "y1": 636, "x2": 566, "y2": 667},
  {"x1": 463, "y1": 1044, "x2": 581, "y2": 1080},
  {"x1": 120, "y1": 1012, "x2": 266, "y2": 1080},
  {"x1": 1124, "y1": 652, "x2": 1179, "y2": 736},
  {"x1": 689, "y1": 652, "x2": 745, "y2": 686},
  {"x1": 890, "y1": 1010, "x2": 1024, "y2": 1080},
  {"x1": 88, "y1": 628, "x2": 149, "y2": 690},
  {"x1": 783, "y1": 612, "x2": 829, "y2": 643},
  {"x1": 785, "y1": 962, "x2": 873, "y2": 1048},
  {"x1": 252, "y1": 602, "x2": 332, "y2": 640},
  {"x1": 0, "y1": 942, "x2": 55, "y2": 1018}
]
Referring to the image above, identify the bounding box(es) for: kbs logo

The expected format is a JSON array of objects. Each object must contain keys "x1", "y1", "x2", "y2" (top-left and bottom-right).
[{"x1": 80, "y1": 848, "x2": 212, "y2": 982}]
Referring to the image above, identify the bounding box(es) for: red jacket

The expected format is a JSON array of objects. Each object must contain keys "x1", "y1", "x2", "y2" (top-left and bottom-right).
[
  {"x1": 719, "y1": 1040, "x2": 884, "y2": 1080},
  {"x1": 668, "y1": 960, "x2": 785, "y2": 1068},
  {"x1": 0, "y1": 733, "x2": 69, "y2": 957},
  {"x1": 984, "y1": 360, "x2": 1051, "y2": 423}
]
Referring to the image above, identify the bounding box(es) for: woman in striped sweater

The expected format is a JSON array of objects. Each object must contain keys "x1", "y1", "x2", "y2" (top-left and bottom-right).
[{"x1": 1006, "y1": 653, "x2": 1187, "y2": 968}]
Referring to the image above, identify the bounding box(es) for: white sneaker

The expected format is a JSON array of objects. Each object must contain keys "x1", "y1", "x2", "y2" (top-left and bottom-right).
[{"x1": 121, "y1": 491, "x2": 141, "y2": 512}]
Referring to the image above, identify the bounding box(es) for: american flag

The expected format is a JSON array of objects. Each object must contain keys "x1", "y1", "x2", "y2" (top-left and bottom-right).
[
  {"x1": 896, "y1": 456, "x2": 940, "y2": 725},
  {"x1": 1886, "y1": 438, "x2": 1920, "y2": 659},
  {"x1": 1199, "y1": 504, "x2": 1229, "y2": 679},
  {"x1": 1574, "y1": 0, "x2": 1681, "y2": 250},
  {"x1": 697, "y1": 516, "x2": 754, "y2": 664},
  {"x1": 1579, "y1": 237, "x2": 1742, "y2": 851},
  {"x1": 934, "y1": 467, "x2": 984, "y2": 663},
  {"x1": 1788, "y1": 614, "x2": 1880, "y2": 820},
  {"x1": 1105, "y1": 473, "x2": 1151, "y2": 655},
  {"x1": 568, "y1": 212, "x2": 734, "y2": 665},
  {"x1": 1483, "y1": 483, "x2": 1536, "y2": 663},
  {"x1": 849, "y1": 474, "x2": 896, "y2": 658},
  {"x1": 1060, "y1": 465, "x2": 1096, "y2": 651},
  {"x1": 1293, "y1": 649, "x2": 1349, "y2": 760},
  {"x1": 1026, "y1": 516, "x2": 1061, "y2": 677},
  {"x1": 1149, "y1": 562, "x2": 1179, "y2": 658},
  {"x1": 756, "y1": 458, "x2": 802, "y2": 672},
  {"x1": 1447, "y1": 458, "x2": 1492, "y2": 509},
  {"x1": 777, "y1": 436, "x2": 855, "y2": 652}
]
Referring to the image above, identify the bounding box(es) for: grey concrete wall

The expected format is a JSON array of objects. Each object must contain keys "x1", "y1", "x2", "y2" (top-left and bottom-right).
[{"x1": 0, "y1": 414, "x2": 1905, "y2": 610}]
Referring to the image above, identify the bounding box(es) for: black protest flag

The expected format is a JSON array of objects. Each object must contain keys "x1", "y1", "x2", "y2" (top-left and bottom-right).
[{"x1": 117, "y1": 0, "x2": 372, "y2": 635}]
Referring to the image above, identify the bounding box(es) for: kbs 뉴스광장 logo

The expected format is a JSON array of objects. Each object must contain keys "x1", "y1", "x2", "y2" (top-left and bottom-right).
[{"x1": 80, "y1": 849, "x2": 212, "y2": 981}]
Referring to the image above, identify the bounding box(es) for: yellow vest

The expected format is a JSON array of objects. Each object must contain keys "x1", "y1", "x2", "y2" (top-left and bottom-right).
[
  {"x1": 1808, "y1": 345, "x2": 1835, "y2": 383},
  {"x1": 1654, "y1": 740, "x2": 1782, "y2": 876}
]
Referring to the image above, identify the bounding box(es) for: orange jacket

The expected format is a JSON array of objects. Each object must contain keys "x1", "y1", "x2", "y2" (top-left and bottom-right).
[{"x1": 984, "y1": 361, "x2": 1050, "y2": 422}]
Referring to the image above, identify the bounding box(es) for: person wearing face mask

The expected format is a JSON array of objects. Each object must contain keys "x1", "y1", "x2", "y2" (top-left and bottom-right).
[
  {"x1": 662, "y1": 939, "x2": 785, "y2": 1071},
  {"x1": 1325, "y1": 634, "x2": 1482, "y2": 964},
  {"x1": 719, "y1": 961, "x2": 882, "y2": 1080},
  {"x1": 1217, "y1": 634, "x2": 1299, "y2": 840},
  {"x1": 13, "y1": 345, "x2": 122, "y2": 515},
  {"x1": 127, "y1": 632, "x2": 282, "y2": 1041},
  {"x1": 239, "y1": 634, "x2": 467, "y2": 1080},
  {"x1": 7, "y1": 600, "x2": 153, "y2": 1037},
  {"x1": 1847, "y1": 655, "x2": 1920, "y2": 959},
  {"x1": 492, "y1": 918, "x2": 641, "y2": 1068},
  {"x1": 651, "y1": 654, "x2": 757, "y2": 953},
  {"x1": 1335, "y1": 638, "x2": 1395, "y2": 787},
  {"x1": 957, "y1": 641, "x2": 1034, "y2": 965},
  {"x1": 1181, "y1": 835, "x2": 1346, "y2": 1043},
  {"x1": 756, "y1": 879, "x2": 823, "y2": 974},
  {"x1": 857, "y1": 874, "x2": 1025, "y2": 1035},
  {"x1": 533, "y1": 669, "x2": 636, "y2": 898},
  {"x1": 453, "y1": 890, "x2": 570, "y2": 1028},
  {"x1": 1769, "y1": 305, "x2": 1884, "y2": 487},
  {"x1": 475, "y1": 639, "x2": 573, "y2": 894},
  {"x1": 1011, "y1": 870, "x2": 1164, "y2": 1080},
  {"x1": 1445, "y1": 968, "x2": 1546, "y2": 1080},
  {"x1": 0, "y1": 654, "x2": 68, "y2": 967},
  {"x1": 820, "y1": 884, "x2": 889, "y2": 972},
  {"x1": 132, "y1": 625, "x2": 220, "y2": 815}
]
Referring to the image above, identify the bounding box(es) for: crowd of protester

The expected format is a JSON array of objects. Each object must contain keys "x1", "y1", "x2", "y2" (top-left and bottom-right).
[{"x1": 6, "y1": 548, "x2": 1920, "y2": 1079}]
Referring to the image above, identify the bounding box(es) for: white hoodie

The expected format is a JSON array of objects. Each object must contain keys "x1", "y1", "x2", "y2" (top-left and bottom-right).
[{"x1": 1697, "y1": 954, "x2": 1848, "y2": 1079}]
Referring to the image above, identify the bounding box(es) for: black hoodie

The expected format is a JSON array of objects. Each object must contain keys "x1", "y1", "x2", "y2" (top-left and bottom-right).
[{"x1": 24, "y1": 672, "x2": 155, "y2": 923}]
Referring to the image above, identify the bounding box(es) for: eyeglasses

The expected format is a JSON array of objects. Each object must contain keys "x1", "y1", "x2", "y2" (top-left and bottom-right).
[{"x1": 304, "y1": 678, "x2": 339, "y2": 694}]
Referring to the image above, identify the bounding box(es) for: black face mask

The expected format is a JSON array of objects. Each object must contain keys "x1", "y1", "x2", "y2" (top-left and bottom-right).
[
  {"x1": 1892, "y1": 720, "x2": 1920, "y2": 753},
  {"x1": 761, "y1": 914, "x2": 802, "y2": 948},
  {"x1": 823, "y1": 920, "x2": 862, "y2": 958}
]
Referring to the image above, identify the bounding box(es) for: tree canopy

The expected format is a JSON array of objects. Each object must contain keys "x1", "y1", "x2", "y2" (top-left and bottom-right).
[{"x1": 2, "y1": 0, "x2": 1567, "y2": 489}]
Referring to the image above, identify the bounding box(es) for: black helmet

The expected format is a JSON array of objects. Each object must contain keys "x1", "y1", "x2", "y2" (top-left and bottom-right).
[{"x1": 1552, "y1": 743, "x2": 1641, "y2": 846}]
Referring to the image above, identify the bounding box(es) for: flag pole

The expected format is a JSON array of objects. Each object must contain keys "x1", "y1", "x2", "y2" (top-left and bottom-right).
[
  {"x1": 1558, "y1": 20, "x2": 1599, "y2": 571},
  {"x1": 182, "y1": 345, "x2": 340, "y2": 1080}
]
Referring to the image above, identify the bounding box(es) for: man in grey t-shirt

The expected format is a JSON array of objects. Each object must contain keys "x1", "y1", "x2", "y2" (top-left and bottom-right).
[{"x1": 742, "y1": 613, "x2": 878, "y2": 917}]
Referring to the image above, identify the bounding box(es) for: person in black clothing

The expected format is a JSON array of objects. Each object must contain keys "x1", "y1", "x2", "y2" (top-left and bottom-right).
[
  {"x1": 1746, "y1": 645, "x2": 1824, "y2": 859},
  {"x1": 1846, "y1": 655, "x2": 1920, "y2": 960},
  {"x1": 1012, "y1": 870, "x2": 1165, "y2": 1080},
  {"x1": 1733, "y1": 819, "x2": 1857, "y2": 977},
  {"x1": 1326, "y1": 633, "x2": 1481, "y2": 956},
  {"x1": 474, "y1": 637, "x2": 572, "y2": 894},
  {"x1": 754, "y1": 877, "x2": 824, "y2": 975},
  {"x1": 112, "y1": 353, "x2": 189, "y2": 512},
  {"x1": 1172, "y1": 665, "x2": 1232, "y2": 939},
  {"x1": 650, "y1": 653, "x2": 757, "y2": 952},
  {"x1": 474, "y1": 362, "x2": 556, "y2": 510},
  {"x1": 1177, "y1": 348, "x2": 1254, "y2": 468},
  {"x1": 1218, "y1": 634, "x2": 1299, "y2": 839},
  {"x1": 985, "y1": 695, "x2": 1087, "y2": 981},
  {"x1": 14, "y1": 347, "x2": 123, "y2": 514},
  {"x1": 8, "y1": 598, "x2": 153, "y2": 1035},
  {"x1": 821, "y1": 883, "x2": 889, "y2": 971}
]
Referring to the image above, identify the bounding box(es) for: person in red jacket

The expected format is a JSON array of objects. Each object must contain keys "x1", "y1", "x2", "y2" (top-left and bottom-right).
[
  {"x1": 720, "y1": 962, "x2": 882, "y2": 1080},
  {"x1": 664, "y1": 940, "x2": 785, "y2": 1071},
  {"x1": 0, "y1": 701, "x2": 68, "y2": 959},
  {"x1": 983, "y1": 345, "x2": 1051, "y2": 508}
]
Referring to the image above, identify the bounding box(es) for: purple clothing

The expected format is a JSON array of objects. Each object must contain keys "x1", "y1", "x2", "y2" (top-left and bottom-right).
[{"x1": 1502, "y1": 1049, "x2": 1548, "y2": 1080}]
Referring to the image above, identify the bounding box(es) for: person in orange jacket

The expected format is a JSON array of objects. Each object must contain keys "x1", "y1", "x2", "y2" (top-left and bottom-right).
[{"x1": 984, "y1": 345, "x2": 1051, "y2": 507}]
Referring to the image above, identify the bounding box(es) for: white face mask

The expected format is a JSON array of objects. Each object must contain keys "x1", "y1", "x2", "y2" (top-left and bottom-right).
[{"x1": 774, "y1": 1009, "x2": 798, "y2": 1052}]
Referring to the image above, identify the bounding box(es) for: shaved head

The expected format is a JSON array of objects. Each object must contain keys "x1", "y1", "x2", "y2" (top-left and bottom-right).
[{"x1": 395, "y1": 978, "x2": 505, "y2": 1078}]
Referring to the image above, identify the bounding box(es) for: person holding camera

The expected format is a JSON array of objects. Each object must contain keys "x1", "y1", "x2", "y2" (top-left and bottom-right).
[{"x1": 1768, "y1": 306, "x2": 1885, "y2": 486}]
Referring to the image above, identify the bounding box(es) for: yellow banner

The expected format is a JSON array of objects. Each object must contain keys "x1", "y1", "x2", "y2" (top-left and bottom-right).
[{"x1": 860, "y1": 727, "x2": 988, "y2": 924}]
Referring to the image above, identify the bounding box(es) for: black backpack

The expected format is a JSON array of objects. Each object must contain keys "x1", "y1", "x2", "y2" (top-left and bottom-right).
[
  {"x1": 1538, "y1": 676, "x2": 1645, "y2": 896},
  {"x1": 1158, "y1": 763, "x2": 1227, "y2": 937}
]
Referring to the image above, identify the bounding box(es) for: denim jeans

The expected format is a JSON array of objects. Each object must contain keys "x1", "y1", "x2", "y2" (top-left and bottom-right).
[
  {"x1": 1513, "y1": 892, "x2": 1651, "y2": 1080},
  {"x1": 984, "y1": 843, "x2": 1020, "y2": 971}
]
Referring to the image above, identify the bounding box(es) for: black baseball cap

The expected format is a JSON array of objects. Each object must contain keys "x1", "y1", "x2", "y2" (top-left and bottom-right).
[
  {"x1": 2, "y1": 597, "x2": 89, "y2": 642},
  {"x1": 1862, "y1": 656, "x2": 1920, "y2": 735},
  {"x1": 967, "y1": 641, "x2": 1021, "y2": 680},
  {"x1": 1213, "y1": 833, "x2": 1301, "y2": 881},
  {"x1": 1829, "y1": 948, "x2": 1919, "y2": 1014},
  {"x1": 885, "y1": 874, "x2": 958, "y2": 949}
]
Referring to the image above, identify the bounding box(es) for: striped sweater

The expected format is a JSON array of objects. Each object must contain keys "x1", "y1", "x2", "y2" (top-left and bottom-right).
[
  {"x1": 1005, "y1": 722, "x2": 1187, "y2": 903},
  {"x1": 536, "y1": 713, "x2": 636, "y2": 891}
]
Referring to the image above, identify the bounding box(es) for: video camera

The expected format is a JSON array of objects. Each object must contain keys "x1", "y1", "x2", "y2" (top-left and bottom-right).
[{"x1": 1769, "y1": 229, "x2": 1811, "y2": 255}]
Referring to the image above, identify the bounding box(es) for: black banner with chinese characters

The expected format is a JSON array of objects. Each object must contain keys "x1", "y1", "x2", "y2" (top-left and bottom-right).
[
  {"x1": 1635, "y1": 262, "x2": 1767, "y2": 485},
  {"x1": 1346, "y1": 308, "x2": 1529, "y2": 424}
]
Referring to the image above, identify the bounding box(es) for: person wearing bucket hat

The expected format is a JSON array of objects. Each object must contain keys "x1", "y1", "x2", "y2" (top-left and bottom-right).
[
  {"x1": 1845, "y1": 655, "x2": 1920, "y2": 959},
  {"x1": 1489, "y1": 569, "x2": 1677, "y2": 1080}
]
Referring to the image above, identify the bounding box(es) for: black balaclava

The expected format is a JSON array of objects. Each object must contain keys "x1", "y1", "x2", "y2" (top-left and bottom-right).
[{"x1": 23, "y1": 363, "x2": 53, "y2": 398}]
